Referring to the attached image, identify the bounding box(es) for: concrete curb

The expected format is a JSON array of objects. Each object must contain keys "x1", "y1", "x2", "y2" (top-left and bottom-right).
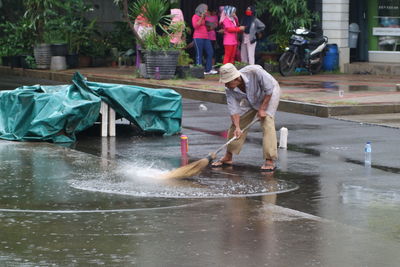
[{"x1": 1, "y1": 66, "x2": 400, "y2": 118}]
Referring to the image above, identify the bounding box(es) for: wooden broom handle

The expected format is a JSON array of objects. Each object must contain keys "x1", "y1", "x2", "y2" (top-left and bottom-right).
[{"x1": 213, "y1": 118, "x2": 260, "y2": 155}]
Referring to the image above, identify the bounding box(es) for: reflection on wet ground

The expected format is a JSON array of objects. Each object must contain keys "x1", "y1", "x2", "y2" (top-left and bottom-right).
[
  {"x1": 280, "y1": 81, "x2": 397, "y2": 93},
  {"x1": 2, "y1": 93, "x2": 400, "y2": 265},
  {"x1": 2, "y1": 136, "x2": 400, "y2": 266}
]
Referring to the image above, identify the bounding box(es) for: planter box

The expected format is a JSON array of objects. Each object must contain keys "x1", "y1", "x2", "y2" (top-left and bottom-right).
[
  {"x1": 51, "y1": 43, "x2": 68, "y2": 56},
  {"x1": 34, "y1": 43, "x2": 52, "y2": 69},
  {"x1": 66, "y1": 54, "x2": 79, "y2": 69},
  {"x1": 1, "y1": 56, "x2": 10, "y2": 66},
  {"x1": 176, "y1": 66, "x2": 190, "y2": 79},
  {"x1": 263, "y1": 63, "x2": 279, "y2": 73},
  {"x1": 20, "y1": 55, "x2": 32, "y2": 69},
  {"x1": 139, "y1": 63, "x2": 148, "y2": 78},
  {"x1": 78, "y1": 55, "x2": 92, "y2": 68},
  {"x1": 259, "y1": 52, "x2": 281, "y2": 62},
  {"x1": 145, "y1": 50, "x2": 179, "y2": 79},
  {"x1": 50, "y1": 56, "x2": 67, "y2": 71},
  {"x1": 91, "y1": 57, "x2": 106, "y2": 67},
  {"x1": 190, "y1": 66, "x2": 204, "y2": 79},
  {"x1": 10, "y1": 56, "x2": 22, "y2": 68}
]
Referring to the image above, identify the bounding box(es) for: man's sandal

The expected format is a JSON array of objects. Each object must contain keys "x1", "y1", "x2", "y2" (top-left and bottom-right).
[
  {"x1": 260, "y1": 163, "x2": 276, "y2": 172},
  {"x1": 211, "y1": 160, "x2": 233, "y2": 167}
]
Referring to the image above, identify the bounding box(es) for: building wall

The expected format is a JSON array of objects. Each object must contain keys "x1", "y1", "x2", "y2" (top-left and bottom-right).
[
  {"x1": 322, "y1": 0, "x2": 350, "y2": 71},
  {"x1": 85, "y1": 0, "x2": 123, "y2": 32}
]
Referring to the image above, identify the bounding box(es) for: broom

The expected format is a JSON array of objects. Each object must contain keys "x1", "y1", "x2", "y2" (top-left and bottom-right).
[{"x1": 160, "y1": 118, "x2": 260, "y2": 179}]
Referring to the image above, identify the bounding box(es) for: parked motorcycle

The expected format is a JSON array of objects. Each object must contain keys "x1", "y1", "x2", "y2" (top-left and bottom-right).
[{"x1": 279, "y1": 28, "x2": 328, "y2": 76}]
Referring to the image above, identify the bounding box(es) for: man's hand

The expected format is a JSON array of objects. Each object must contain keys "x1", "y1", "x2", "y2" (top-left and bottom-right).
[
  {"x1": 257, "y1": 109, "x2": 267, "y2": 119},
  {"x1": 234, "y1": 127, "x2": 242, "y2": 138}
]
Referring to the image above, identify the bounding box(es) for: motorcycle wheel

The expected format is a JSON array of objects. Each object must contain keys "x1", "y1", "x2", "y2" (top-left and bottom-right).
[
  {"x1": 279, "y1": 51, "x2": 298, "y2": 76},
  {"x1": 309, "y1": 54, "x2": 323, "y2": 74}
]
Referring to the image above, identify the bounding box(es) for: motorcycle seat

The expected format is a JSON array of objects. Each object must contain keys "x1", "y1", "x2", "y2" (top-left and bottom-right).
[{"x1": 307, "y1": 37, "x2": 326, "y2": 48}]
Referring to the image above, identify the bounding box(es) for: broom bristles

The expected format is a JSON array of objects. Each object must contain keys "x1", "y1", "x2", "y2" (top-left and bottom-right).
[{"x1": 160, "y1": 157, "x2": 210, "y2": 179}]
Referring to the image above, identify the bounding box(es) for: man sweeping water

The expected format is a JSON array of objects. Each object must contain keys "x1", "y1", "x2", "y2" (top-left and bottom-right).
[
  {"x1": 161, "y1": 63, "x2": 280, "y2": 179},
  {"x1": 211, "y1": 63, "x2": 281, "y2": 171}
]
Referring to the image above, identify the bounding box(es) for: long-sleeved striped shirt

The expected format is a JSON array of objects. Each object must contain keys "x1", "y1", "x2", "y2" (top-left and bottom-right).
[{"x1": 225, "y1": 65, "x2": 281, "y2": 117}]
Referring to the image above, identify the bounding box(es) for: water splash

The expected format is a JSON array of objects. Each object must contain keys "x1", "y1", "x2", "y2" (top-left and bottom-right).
[{"x1": 69, "y1": 163, "x2": 299, "y2": 199}]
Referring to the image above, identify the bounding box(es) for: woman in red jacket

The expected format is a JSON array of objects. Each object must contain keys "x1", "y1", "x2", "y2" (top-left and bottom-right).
[{"x1": 220, "y1": 6, "x2": 244, "y2": 64}]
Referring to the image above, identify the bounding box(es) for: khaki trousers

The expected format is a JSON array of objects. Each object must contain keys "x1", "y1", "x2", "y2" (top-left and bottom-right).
[{"x1": 226, "y1": 109, "x2": 278, "y2": 161}]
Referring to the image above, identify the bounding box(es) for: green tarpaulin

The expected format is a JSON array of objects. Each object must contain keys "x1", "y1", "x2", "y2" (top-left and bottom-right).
[{"x1": 0, "y1": 72, "x2": 182, "y2": 142}]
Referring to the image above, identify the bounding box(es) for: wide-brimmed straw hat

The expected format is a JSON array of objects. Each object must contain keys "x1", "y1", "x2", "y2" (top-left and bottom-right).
[{"x1": 219, "y1": 63, "x2": 241, "y2": 83}]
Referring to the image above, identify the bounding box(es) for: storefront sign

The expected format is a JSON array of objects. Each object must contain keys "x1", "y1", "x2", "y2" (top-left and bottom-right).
[
  {"x1": 373, "y1": 27, "x2": 400, "y2": 36},
  {"x1": 378, "y1": 0, "x2": 400, "y2": 16}
]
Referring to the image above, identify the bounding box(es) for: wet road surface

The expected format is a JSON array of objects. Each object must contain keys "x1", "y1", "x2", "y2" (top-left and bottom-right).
[{"x1": 1, "y1": 75, "x2": 400, "y2": 266}]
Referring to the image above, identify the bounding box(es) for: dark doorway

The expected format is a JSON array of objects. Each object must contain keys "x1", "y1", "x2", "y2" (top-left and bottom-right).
[{"x1": 349, "y1": 0, "x2": 368, "y2": 61}]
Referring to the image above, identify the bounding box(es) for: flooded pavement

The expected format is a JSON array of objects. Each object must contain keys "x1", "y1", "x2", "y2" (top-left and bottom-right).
[{"x1": 1, "y1": 75, "x2": 400, "y2": 266}]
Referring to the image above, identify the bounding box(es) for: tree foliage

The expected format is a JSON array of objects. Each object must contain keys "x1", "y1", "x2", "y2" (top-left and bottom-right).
[
  {"x1": 130, "y1": 0, "x2": 171, "y2": 33},
  {"x1": 23, "y1": 0, "x2": 63, "y2": 43},
  {"x1": 255, "y1": 0, "x2": 319, "y2": 50},
  {"x1": 115, "y1": 0, "x2": 182, "y2": 50}
]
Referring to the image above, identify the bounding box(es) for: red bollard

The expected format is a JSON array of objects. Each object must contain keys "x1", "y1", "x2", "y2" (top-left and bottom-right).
[
  {"x1": 181, "y1": 156, "x2": 189, "y2": 166},
  {"x1": 221, "y1": 130, "x2": 228, "y2": 139},
  {"x1": 180, "y1": 135, "x2": 188, "y2": 156}
]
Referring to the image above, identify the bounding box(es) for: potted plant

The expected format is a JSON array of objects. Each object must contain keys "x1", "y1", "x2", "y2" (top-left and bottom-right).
[
  {"x1": 190, "y1": 64, "x2": 205, "y2": 79},
  {"x1": 63, "y1": 0, "x2": 97, "y2": 68},
  {"x1": 130, "y1": 0, "x2": 181, "y2": 80},
  {"x1": 105, "y1": 21, "x2": 136, "y2": 52},
  {"x1": 0, "y1": 19, "x2": 35, "y2": 68},
  {"x1": 263, "y1": 59, "x2": 279, "y2": 73},
  {"x1": 88, "y1": 34, "x2": 111, "y2": 67},
  {"x1": 21, "y1": 55, "x2": 37, "y2": 69},
  {"x1": 234, "y1": 61, "x2": 249, "y2": 70},
  {"x1": 176, "y1": 50, "x2": 193, "y2": 78},
  {"x1": 24, "y1": 0, "x2": 63, "y2": 69},
  {"x1": 45, "y1": 18, "x2": 68, "y2": 57},
  {"x1": 104, "y1": 22, "x2": 137, "y2": 67},
  {"x1": 0, "y1": 22, "x2": 15, "y2": 67}
]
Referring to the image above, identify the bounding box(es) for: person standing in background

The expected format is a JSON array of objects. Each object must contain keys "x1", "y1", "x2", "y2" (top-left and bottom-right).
[
  {"x1": 205, "y1": 9, "x2": 218, "y2": 70},
  {"x1": 170, "y1": 9, "x2": 185, "y2": 46},
  {"x1": 192, "y1": 4, "x2": 217, "y2": 75},
  {"x1": 134, "y1": 12, "x2": 152, "y2": 68},
  {"x1": 214, "y1": 6, "x2": 225, "y2": 64},
  {"x1": 221, "y1": 6, "x2": 244, "y2": 64},
  {"x1": 240, "y1": 6, "x2": 265, "y2": 65}
]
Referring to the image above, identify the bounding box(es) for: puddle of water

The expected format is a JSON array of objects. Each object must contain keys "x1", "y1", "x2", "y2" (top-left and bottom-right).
[
  {"x1": 0, "y1": 140, "x2": 299, "y2": 215},
  {"x1": 341, "y1": 183, "x2": 400, "y2": 207},
  {"x1": 259, "y1": 204, "x2": 324, "y2": 222},
  {"x1": 322, "y1": 82, "x2": 339, "y2": 90},
  {"x1": 69, "y1": 163, "x2": 299, "y2": 199}
]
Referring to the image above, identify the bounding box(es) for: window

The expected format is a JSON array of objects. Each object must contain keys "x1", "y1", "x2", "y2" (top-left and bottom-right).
[{"x1": 373, "y1": 0, "x2": 400, "y2": 51}]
